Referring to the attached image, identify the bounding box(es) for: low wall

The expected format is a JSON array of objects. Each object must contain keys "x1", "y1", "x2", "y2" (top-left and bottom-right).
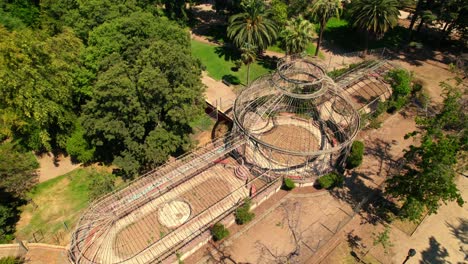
[{"x1": 0, "y1": 242, "x2": 68, "y2": 264}]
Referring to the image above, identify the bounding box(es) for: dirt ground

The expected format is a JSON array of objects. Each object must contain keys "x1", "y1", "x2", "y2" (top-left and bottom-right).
[
  {"x1": 224, "y1": 192, "x2": 354, "y2": 263},
  {"x1": 35, "y1": 153, "x2": 80, "y2": 182}
]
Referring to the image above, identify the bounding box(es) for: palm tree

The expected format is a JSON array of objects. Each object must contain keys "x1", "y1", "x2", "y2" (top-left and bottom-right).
[
  {"x1": 310, "y1": 0, "x2": 341, "y2": 56},
  {"x1": 350, "y1": 0, "x2": 400, "y2": 55},
  {"x1": 240, "y1": 43, "x2": 257, "y2": 85},
  {"x1": 281, "y1": 16, "x2": 316, "y2": 55},
  {"x1": 227, "y1": 0, "x2": 278, "y2": 51}
]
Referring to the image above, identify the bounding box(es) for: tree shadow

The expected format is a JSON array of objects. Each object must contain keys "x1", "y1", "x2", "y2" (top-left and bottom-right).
[
  {"x1": 257, "y1": 55, "x2": 278, "y2": 71},
  {"x1": 446, "y1": 218, "x2": 468, "y2": 262},
  {"x1": 330, "y1": 138, "x2": 401, "y2": 225},
  {"x1": 0, "y1": 188, "x2": 26, "y2": 242},
  {"x1": 214, "y1": 45, "x2": 240, "y2": 61},
  {"x1": 420, "y1": 236, "x2": 451, "y2": 264}
]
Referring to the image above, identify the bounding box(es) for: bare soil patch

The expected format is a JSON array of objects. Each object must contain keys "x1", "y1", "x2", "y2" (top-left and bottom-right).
[{"x1": 36, "y1": 153, "x2": 80, "y2": 182}]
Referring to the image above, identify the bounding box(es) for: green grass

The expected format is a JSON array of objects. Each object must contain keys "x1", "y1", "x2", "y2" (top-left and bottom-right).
[
  {"x1": 15, "y1": 167, "x2": 114, "y2": 245},
  {"x1": 191, "y1": 40, "x2": 275, "y2": 85},
  {"x1": 189, "y1": 114, "x2": 214, "y2": 131}
]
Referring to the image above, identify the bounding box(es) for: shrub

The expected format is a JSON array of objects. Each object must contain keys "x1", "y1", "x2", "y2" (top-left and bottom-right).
[
  {"x1": 87, "y1": 171, "x2": 116, "y2": 201},
  {"x1": 346, "y1": 141, "x2": 364, "y2": 169},
  {"x1": 235, "y1": 198, "x2": 255, "y2": 225},
  {"x1": 317, "y1": 172, "x2": 344, "y2": 189},
  {"x1": 0, "y1": 257, "x2": 24, "y2": 264},
  {"x1": 211, "y1": 223, "x2": 229, "y2": 241},
  {"x1": 282, "y1": 178, "x2": 296, "y2": 190},
  {"x1": 385, "y1": 69, "x2": 412, "y2": 98}
]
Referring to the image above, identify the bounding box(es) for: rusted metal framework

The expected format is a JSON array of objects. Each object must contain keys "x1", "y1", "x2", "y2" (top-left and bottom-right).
[
  {"x1": 69, "y1": 57, "x2": 367, "y2": 263},
  {"x1": 233, "y1": 57, "x2": 360, "y2": 181}
]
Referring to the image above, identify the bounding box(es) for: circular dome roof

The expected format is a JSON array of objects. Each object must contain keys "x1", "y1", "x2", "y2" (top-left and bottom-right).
[{"x1": 233, "y1": 57, "x2": 360, "y2": 157}]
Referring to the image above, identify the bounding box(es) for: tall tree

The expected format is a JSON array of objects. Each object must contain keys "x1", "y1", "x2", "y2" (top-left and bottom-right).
[
  {"x1": 0, "y1": 142, "x2": 39, "y2": 199},
  {"x1": 0, "y1": 27, "x2": 82, "y2": 151},
  {"x1": 227, "y1": 0, "x2": 278, "y2": 51},
  {"x1": 81, "y1": 13, "x2": 205, "y2": 176},
  {"x1": 310, "y1": 0, "x2": 341, "y2": 56},
  {"x1": 240, "y1": 43, "x2": 257, "y2": 85},
  {"x1": 349, "y1": 0, "x2": 399, "y2": 55},
  {"x1": 280, "y1": 16, "x2": 316, "y2": 55},
  {"x1": 385, "y1": 81, "x2": 466, "y2": 221}
]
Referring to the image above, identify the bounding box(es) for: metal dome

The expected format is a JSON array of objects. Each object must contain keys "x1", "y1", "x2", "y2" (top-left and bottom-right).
[{"x1": 233, "y1": 57, "x2": 360, "y2": 178}]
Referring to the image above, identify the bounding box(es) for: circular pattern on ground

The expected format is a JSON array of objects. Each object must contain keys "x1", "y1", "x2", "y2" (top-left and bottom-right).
[
  {"x1": 257, "y1": 124, "x2": 320, "y2": 154},
  {"x1": 158, "y1": 200, "x2": 191, "y2": 228}
]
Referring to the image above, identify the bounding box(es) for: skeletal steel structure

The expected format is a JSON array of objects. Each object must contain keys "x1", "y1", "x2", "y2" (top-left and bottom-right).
[
  {"x1": 69, "y1": 57, "x2": 362, "y2": 263},
  {"x1": 233, "y1": 57, "x2": 360, "y2": 181}
]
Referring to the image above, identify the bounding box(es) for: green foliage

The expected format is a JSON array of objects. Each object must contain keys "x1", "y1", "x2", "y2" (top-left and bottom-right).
[
  {"x1": 0, "y1": 204, "x2": 16, "y2": 243},
  {"x1": 235, "y1": 198, "x2": 255, "y2": 225},
  {"x1": 385, "y1": 69, "x2": 412, "y2": 98},
  {"x1": 0, "y1": 0, "x2": 39, "y2": 29},
  {"x1": 66, "y1": 122, "x2": 95, "y2": 163},
  {"x1": 164, "y1": 0, "x2": 188, "y2": 22},
  {"x1": 0, "y1": 142, "x2": 39, "y2": 198},
  {"x1": 227, "y1": 0, "x2": 278, "y2": 50},
  {"x1": 310, "y1": 0, "x2": 341, "y2": 56},
  {"x1": 270, "y1": 0, "x2": 288, "y2": 27},
  {"x1": 81, "y1": 13, "x2": 205, "y2": 177},
  {"x1": 349, "y1": 0, "x2": 399, "y2": 38},
  {"x1": 385, "y1": 81, "x2": 466, "y2": 221},
  {"x1": 88, "y1": 171, "x2": 116, "y2": 202},
  {"x1": 280, "y1": 16, "x2": 316, "y2": 55},
  {"x1": 372, "y1": 226, "x2": 393, "y2": 254},
  {"x1": 347, "y1": 141, "x2": 365, "y2": 169},
  {"x1": 0, "y1": 256, "x2": 24, "y2": 264},
  {"x1": 282, "y1": 178, "x2": 296, "y2": 190},
  {"x1": 211, "y1": 223, "x2": 230, "y2": 241},
  {"x1": 317, "y1": 172, "x2": 344, "y2": 189},
  {"x1": 327, "y1": 61, "x2": 370, "y2": 80},
  {"x1": 0, "y1": 27, "x2": 83, "y2": 151}
]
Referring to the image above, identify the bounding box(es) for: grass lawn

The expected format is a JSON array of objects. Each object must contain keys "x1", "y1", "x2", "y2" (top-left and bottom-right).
[
  {"x1": 322, "y1": 17, "x2": 408, "y2": 52},
  {"x1": 191, "y1": 39, "x2": 275, "y2": 85},
  {"x1": 15, "y1": 167, "x2": 115, "y2": 245}
]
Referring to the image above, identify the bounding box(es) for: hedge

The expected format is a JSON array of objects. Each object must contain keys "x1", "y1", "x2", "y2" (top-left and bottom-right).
[{"x1": 347, "y1": 141, "x2": 364, "y2": 169}]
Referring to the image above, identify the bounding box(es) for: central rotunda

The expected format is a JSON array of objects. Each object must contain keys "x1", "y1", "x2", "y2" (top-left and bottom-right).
[{"x1": 232, "y1": 57, "x2": 360, "y2": 183}]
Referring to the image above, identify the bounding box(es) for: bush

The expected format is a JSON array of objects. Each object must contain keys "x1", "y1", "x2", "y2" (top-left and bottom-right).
[
  {"x1": 235, "y1": 198, "x2": 255, "y2": 225},
  {"x1": 385, "y1": 69, "x2": 412, "y2": 98},
  {"x1": 87, "y1": 171, "x2": 116, "y2": 201},
  {"x1": 0, "y1": 257, "x2": 24, "y2": 264},
  {"x1": 66, "y1": 123, "x2": 95, "y2": 163},
  {"x1": 282, "y1": 178, "x2": 296, "y2": 190},
  {"x1": 317, "y1": 172, "x2": 344, "y2": 189},
  {"x1": 347, "y1": 141, "x2": 364, "y2": 169},
  {"x1": 211, "y1": 223, "x2": 229, "y2": 241}
]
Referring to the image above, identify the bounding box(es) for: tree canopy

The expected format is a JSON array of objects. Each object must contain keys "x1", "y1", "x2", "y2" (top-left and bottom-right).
[
  {"x1": 81, "y1": 13, "x2": 205, "y2": 176},
  {"x1": 227, "y1": 0, "x2": 278, "y2": 50},
  {"x1": 385, "y1": 81, "x2": 466, "y2": 221},
  {"x1": 0, "y1": 27, "x2": 82, "y2": 150}
]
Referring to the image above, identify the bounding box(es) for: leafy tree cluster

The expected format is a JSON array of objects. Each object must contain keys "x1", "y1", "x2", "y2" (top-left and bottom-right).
[
  {"x1": 385, "y1": 81, "x2": 466, "y2": 221},
  {"x1": 347, "y1": 141, "x2": 365, "y2": 169},
  {"x1": 211, "y1": 223, "x2": 230, "y2": 241},
  {"x1": 282, "y1": 177, "x2": 296, "y2": 190},
  {"x1": 0, "y1": 142, "x2": 38, "y2": 243},
  {"x1": 0, "y1": 1, "x2": 206, "y2": 178},
  {"x1": 318, "y1": 171, "x2": 344, "y2": 189},
  {"x1": 235, "y1": 198, "x2": 255, "y2": 224},
  {"x1": 408, "y1": 0, "x2": 468, "y2": 43},
  {"x1": 384, "y1": 69, "x2": 414, "y2": 113}
]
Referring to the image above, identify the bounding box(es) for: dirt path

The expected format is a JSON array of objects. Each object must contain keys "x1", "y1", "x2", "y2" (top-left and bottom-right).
[{"x1": 36, "y1": 153, "x2": 81, "y2": 183}]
